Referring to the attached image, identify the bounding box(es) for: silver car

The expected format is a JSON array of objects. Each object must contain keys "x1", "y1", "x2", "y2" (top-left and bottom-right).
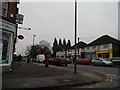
[
  {"x1": 91, "y1": 58, "x2": 113, "y2": 66},
  {"x1": 111, "y1": 57, "x2": 120, "y2": 65}
]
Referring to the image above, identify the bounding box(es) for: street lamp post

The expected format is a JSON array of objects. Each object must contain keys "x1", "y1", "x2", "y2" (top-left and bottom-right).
[
  {"x1": 78, "y1": 37, "x2": 79, "y2": 59},
  {"x1": 32, "y1": 35, "x2": 36, "y2": 60},
  {"x1": 74, "y1": 0, "x2": 77, "y2": 73},
  {"x1": 33, "y1": 35, "x2": 36, "y2": 46}
]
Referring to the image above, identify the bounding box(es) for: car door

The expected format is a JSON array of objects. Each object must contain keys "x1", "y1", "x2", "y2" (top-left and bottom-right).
[
  {"x1": 98, "y1": 59, "x2": 103, "y2": 65},
  {"x1": 93, "y1": 59, "x2": 98, "y2": 65},
  {"x1": 95, "y1": 59, "x2": 101, "y2": 65}
]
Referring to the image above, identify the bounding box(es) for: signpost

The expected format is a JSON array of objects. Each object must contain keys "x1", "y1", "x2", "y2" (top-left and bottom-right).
[{"x1": 16, "y1": 14, "x2": 24, "y2": 24}]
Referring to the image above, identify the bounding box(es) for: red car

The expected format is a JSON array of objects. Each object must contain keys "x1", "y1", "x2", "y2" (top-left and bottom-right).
[
  {"x1": 76, "y1": 58, "x2": 90, "y2": 65},
  {"x1": 52, "y1": 58, "x2": 68, "y2": 66}
]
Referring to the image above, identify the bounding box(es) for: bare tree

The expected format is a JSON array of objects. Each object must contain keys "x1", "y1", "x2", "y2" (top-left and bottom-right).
[
  {"x1": 25, "y1": 45, "x2": 32, "y2": 55},
  {"x1": 25, "y1": 40, "x2": 52, "y2": 58},
  {"x1": 39, "y1": 40, "x2": 52, "y2": 55}
]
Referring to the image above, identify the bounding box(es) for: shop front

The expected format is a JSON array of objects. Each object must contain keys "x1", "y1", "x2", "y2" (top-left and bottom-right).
[
  {"x1": 0, "y1": 19, "x2": 17, "y2": 72},
  {"x1": 96, "y1": 49, "x2": 112, "y2": 59},
  {"x1": 85, "y1": 51, "x2": 96, "y2": 60}
]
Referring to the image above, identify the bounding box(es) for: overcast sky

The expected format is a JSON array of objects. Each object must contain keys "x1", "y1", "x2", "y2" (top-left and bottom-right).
[{"x1": 16, "y1": 0, "x2": 119, "y2": 55}]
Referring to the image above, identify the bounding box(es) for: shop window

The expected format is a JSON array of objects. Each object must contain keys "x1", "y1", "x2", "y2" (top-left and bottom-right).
[
  {"x1": 2, "y1": 39, "x2": 8, "y2": 60},
  {"x1": 98, "y1": 53, "x2": 102, "y2": 58},
  {"x1": 2, "y1": 31, "x2": 10, "y2": 64},
  {"x1": 0, "y1": 39, "x2": 8, "y2": 64}
]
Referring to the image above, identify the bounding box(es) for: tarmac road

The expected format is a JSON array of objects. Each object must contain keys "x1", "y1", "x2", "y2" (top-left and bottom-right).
[{"x1": 65, "y1": 64, "x2": 120, "y2": 89}]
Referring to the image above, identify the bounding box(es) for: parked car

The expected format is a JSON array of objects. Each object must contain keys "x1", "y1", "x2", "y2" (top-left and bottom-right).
[
  {"x1": 91, "y1": 58, "x2": 113, "y2": 66},
  {"x1": 76, "y1": 58, "x2": 90, "y2": 65},
  {"x1": 52, "y1": 58, "x2": 68, "y2": 66},
  {"x1": 111, "y1": 57, "x2": 120, "y2": 65},
  {"x1": 66, "y1": 58, "x2": 73, "y2": 64},
  {"x1": 36, "y1": 54, "x2": 45, "y2": 63},
  {"x1": 48, "y1": 58, "x2": 54, "y2": 65}
]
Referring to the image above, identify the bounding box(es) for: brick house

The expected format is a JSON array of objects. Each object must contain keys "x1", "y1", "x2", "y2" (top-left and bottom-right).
[{"x1": 0, "y1": 0, "x2": 19, "y2": 72}]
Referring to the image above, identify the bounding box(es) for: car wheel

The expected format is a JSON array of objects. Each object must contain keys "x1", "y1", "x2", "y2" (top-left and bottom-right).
[
  {"x1": 91, "y1": 63, "x2": 94, "y2": 66},
  {"x1": 102, "y1": 63, "x2": 106, "y2": 67},
  {"x1": 116, "y1": 62, "x2": 120, "y2": 65},
  {"x1": 65, "y1": 64, "x2": 67, "y2": 67}
]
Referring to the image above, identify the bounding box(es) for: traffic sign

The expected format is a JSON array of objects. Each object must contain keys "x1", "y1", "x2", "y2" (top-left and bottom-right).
[{"x1": 18, "y1": 35, "x2": 24, "y2": 40}]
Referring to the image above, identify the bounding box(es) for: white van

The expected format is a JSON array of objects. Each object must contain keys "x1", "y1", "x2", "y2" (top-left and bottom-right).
[{"x1": 36, "y1": 54, "x2": 45, "y2": 63}]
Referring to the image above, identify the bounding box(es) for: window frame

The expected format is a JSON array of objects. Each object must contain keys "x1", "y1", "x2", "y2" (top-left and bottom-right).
[{"x1": 0, "y1": 1, "x2": 8, "y2": 17}]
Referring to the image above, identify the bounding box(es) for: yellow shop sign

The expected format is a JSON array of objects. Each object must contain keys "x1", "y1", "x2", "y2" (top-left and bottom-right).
[{"x1": 97, "y1": 50, "x2": 109, "y2": 53}]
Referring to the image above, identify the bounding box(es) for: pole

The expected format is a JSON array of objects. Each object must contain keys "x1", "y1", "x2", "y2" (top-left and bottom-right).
[
  {"x1": 33, "y1": 35, "x2": 36, "y2": 46},
  {"x1": 74, "y1": 0, "x2": 77, "y2": 73},
  {"x1": 78, "y1": 37, "x2": 79, "y2": 59},
  {"x1": 32, "y1": 35, "x2": 36, "y2": 61},
  {"x1": 18, "y1": 27, "x2": 31, "y2": 30}
]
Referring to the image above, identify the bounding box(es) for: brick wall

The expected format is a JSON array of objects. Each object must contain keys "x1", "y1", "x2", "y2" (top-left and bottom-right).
[{"x1": 7, "y1": 2, "x2": 18, "y2": 23}]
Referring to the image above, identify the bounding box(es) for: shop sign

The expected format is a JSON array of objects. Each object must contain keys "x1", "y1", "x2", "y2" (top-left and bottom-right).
[
  {"x1": 16, "y1": 14, "x2": 24, "y2": 24},
  {"x1": 18, "y1": 35, "x2": 24, "y2": 40},
  {"x1": 98, "y1": 50, "x2": 109, "y2": 53}
]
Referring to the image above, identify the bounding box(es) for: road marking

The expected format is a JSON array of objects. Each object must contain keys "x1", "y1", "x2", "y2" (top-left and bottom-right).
[
  {"x1": 81, "y1": 72, "x2": 102, "y2": 80},
  {"x1": 88, "y1": 86, "x2": 92, "y2": 88},
  {"x1": 95, "y1": 83, "x2": 98, "y2": 85},
  {"x1": 63, "y1": 79, "x2": 71, "y2": 83},
  {"x1": 109, "y1": 77, "x2": 113, "y2": 82},
  {"x1": 106, "y1": 79, "x2": 109, "y2": 82},
  {"x1": 112, "y1": 75, "x2": 116, "y2": 77},
  {"x1": 22, "y1": 83, "x2": 30, "y2": 86},
  {"x1": 110, "y1": 79, "x2": 112, "y2": 82}
]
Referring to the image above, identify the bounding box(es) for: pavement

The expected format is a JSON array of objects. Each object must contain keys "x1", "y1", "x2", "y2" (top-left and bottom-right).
[{"x1": 2, "y1": 61, "x2": 107, "y2": 89}]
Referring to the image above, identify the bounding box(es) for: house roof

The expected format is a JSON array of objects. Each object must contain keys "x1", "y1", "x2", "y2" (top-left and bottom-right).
[
  {"x1": 72, "y1": 41, "x2": 87, "y2": 49},
  {"x1": 88, "y1": 35, "x2": 120, "y2": 46}
]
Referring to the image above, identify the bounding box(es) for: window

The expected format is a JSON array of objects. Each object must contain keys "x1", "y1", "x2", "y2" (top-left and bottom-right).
[
  {"x1": 0, "y1": 1, "x2": 8, "y2": 17},
  {"x1": 97, "y1": 45, "x2": 100, "y2": 50},
  {"x1": 92, "y1": 46, "x2": 96, "y2": 50},
  {"x1": 0, "y1": 32, "x2": 9, "y2": 64},
  {"x1": 103, "y1": 44, "x2": 108, "y2": 49},
  {"x1": 86, "y1": 47, "x2": 90, "y2": 51},
  {"x1": 0, "y1": 39, "x2": 8, "y2": 64},
  {"x1": 2, "y1": 39, "x2": 8, "y2": 61}
]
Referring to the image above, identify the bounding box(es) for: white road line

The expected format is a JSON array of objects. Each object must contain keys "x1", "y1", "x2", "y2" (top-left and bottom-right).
[
  {"x1": 112, "y1": 75, "x2": 116, "y2": 77},
  {"x1": 95, "y1": 83, "x2": 98, "y2": 85},
  {"x1": 22, "y1": 83, "x2": 30, "y2": 86},
  {"x1": 106, "y1": 79, "x2": 109, "y2": 82},
  {"x1": 110, "y1": 79, "x2": 112, "y2": 82},
  {"x1": 88, "y1": 86, "x2": 92, "y2": 88}
]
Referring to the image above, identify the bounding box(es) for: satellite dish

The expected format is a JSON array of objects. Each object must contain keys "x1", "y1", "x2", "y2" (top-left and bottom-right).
[{"x1": 18, "y1": 35, "x2": 24, "y2": 40}]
